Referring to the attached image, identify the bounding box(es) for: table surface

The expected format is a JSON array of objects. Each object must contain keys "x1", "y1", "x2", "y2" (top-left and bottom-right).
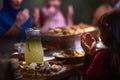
[{"x1": 22, "y1": 60, "x2": 84, "y2": 80}]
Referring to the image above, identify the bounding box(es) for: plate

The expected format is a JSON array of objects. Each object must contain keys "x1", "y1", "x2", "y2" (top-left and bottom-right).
[
  {"x1": 19, "y1": 61, "x2": 66, "y2": 78},
  {"x1": 53, "y1": 49, "x2": 84, "y2": 64}
]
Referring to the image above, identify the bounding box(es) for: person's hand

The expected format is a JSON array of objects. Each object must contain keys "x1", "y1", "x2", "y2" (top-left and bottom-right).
[
  {"x1": 68, "y1": 5, "x2": 74, "y2": 17},
  {"x1": 32, "y1": 8, "x2": 40, "y2": 27},
  {"x1": 81, "y1": 33, "x2": 96, "y2": 55},
  {"x1": 15, "y1": 9, "x2": 30, "y2": 28}
]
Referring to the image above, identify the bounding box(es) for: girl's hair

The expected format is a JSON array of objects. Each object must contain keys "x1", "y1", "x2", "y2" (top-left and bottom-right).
[{"x1": 98, "y1": 9, "x2": 120, "y2": 77}]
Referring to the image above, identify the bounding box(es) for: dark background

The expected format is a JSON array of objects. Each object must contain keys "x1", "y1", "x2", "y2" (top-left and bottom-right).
[{"x1": 0, "y1": 0, "x2": 103, "y2": 24}]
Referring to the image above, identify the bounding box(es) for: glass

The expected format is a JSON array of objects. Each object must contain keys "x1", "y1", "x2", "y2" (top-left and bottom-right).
[
  {"x1": 13, "y1": 42, "x2": 25, "y2": 61},
  {"x1": 0, "y1": 57, "x2": 22, "y2": 80}
]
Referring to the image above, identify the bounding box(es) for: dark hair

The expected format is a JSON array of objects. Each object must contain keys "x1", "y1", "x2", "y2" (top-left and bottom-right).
[{"x1": 98, "y1": 9, "x2": 120, "y2": 77}]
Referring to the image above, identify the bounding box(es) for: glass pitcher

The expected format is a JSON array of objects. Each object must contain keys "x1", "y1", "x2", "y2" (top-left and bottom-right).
[{"x1": 25, "y1": 28, "x2": 44, "y2": 64}]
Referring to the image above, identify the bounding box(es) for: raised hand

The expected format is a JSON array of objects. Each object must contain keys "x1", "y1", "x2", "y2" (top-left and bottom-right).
[
  {"x1": 15, "y1": 9, "x2": 30, "y2": 27},
  {"x1": 32, "y1": 8, "x2": 40, "y2": 27},
  {"x1": 81, "y1": 33, "x2": 96, "y2": 55},
  {"x1": 68, "y1": 5, "x2": 74, "y2": 17}
]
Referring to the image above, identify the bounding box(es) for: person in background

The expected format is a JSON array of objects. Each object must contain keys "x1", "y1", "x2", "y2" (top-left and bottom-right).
[
  {"x1": 82, "y1": 9, "x2": 120, "y2": 80},
  {"x1": 33, "y1": 0, "x2": 74, "y2": 33},
  {"x1": 0, "y1": 0, "x2": 32, "y2": 37},
  {"x1": 92, "y1": 0, "x2": 119, "y2": 26},
  {"x1": 115, "y1": 0, "x2": 120, "y2": 8}
]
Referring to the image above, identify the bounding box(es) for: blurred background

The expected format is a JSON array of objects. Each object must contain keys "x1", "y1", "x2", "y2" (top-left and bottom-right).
[{"x1": 0, "y1": 0, "x2": 103, "y2": 24}]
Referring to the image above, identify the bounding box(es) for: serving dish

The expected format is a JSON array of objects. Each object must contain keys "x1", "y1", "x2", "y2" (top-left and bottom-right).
[
  {"x1": 19, "y1": 61, "x2": 66, "y2": 78},
  {"x1": 53, "y1": 49, "x2": 84, "y2": 64}
]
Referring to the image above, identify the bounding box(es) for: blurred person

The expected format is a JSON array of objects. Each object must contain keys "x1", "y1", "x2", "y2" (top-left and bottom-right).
[
  {"x1": 92, "y1": 0, "x2": 119, "y2": 26},
  {"x1": 0, "y1": 0, "x2": 32, "y2": 37},
  {"x1": 82, "y1": 9, "x2": 120, "y2": 80},
  {"x1": 115, "y1": 0, "x2": 120, "y2": 8},
  {"x1": 33, "y1": 0, "x2": 74, "y2": 33}
]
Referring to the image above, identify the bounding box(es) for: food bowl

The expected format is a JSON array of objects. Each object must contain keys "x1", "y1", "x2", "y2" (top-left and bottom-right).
[
  {"x1": 53, "y1": 49, "x2": 84, "y2": 64},
  {"x1": 41, "y1": 34, "x2": 80, "y2": 50}
]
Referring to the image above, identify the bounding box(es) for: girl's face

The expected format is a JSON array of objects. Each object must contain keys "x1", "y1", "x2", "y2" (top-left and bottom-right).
[
  {"x1": 47, "y1": 0, "x2": 61, "y2": 8},
  {"x1": 11, "y1": 0, "x2": 23, "y2": 9}
]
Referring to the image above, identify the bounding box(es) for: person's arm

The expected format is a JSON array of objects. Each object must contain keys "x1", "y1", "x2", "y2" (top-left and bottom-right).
[
  {"x1": 86, "y1": 52, "x2": 107, "y2": 80},
  {"x1": 0, "y1": 18, "x2": 20, "y2": 36},
  {"x1": 40, "y1": 19, "x2": 51, "y2": 33},
  {"x1": 4, "y1": 23, "x2": 21, "y2": 36},
  {"x1": 81, "y1": 33, "x2": 96, "y2": 79},
  {"x1": 81, "y1": 33, "x2": 108, "y2": 79},
  {"x1": 0, "y1": 19, "x2": 6, "y2": 36},
  {"x1": 40, "y1": 7, "x2": 56, "y2": 33},
  {"x1": 4, "y1": 9, "x2": 30, "y2": 37},
  {"x1": 67, "y1": 5, "x2": 74, "y2": 25},
  {"x1": 32, "y1": 8, "x2": 40, "y2": 28},
  {"x1": 67, "y1": 16, "x2": 73, "y2": 26}
]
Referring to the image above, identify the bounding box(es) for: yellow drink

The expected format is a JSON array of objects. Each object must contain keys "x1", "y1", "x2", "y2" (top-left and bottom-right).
[{"x1": 25, "y1": 38, "x2": 44, "y2": 64}]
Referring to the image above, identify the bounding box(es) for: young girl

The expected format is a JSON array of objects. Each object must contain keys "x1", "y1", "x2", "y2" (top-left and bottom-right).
[
  {"x1": 82, "y1": 9, "x2": 120, "y2": 80},
  {"x1": 33, "y1": 0, "x2": 74, "y2": 33}
]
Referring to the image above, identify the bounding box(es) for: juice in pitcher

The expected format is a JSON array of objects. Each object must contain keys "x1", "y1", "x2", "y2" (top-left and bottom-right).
[{"x1": 25, "y1": 29, "x2": 44, "y2": 64}]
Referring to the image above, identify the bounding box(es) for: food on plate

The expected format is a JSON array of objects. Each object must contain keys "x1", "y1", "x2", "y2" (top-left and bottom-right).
[
  {"x1": 19, "y1": 61, "x2": 66, "y2": 77},
  {"x1": 49, "y1": 26, "x2": 83, "y2": 36},
  {"x1": 53, "y1": 49, "x2": 84, "y2": 58},
  {"x1": 51, "y1": 64, "x2": 63, "y2": 72},
  {"x1": 48, "y1": 23, "x2": 96, "y2": 36},
  {"x1": 78, "y1": 23, "x2": 90, "y2": 29}
]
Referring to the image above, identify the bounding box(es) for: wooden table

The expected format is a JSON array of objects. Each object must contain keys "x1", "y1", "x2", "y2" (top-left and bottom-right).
[{"x1": 22, "y1": 61, "x2": 84, "y2": 80}]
